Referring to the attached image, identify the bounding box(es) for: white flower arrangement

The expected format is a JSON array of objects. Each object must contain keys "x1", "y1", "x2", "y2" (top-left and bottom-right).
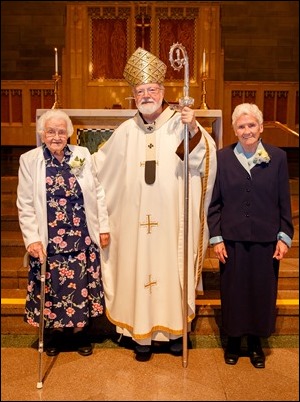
[
  {"x1": 253, "y1": 149, "x2": 271, "y2": 165},
  {"x1": 68, "y1": 155, "x2": 85, "y2": 176}
]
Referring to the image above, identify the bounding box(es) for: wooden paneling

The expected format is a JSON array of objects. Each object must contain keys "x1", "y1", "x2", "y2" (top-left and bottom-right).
[
  {"x1": 63, "y1": 2, "x2": 222, "y2": 110},
  {"x1": 1, "y1": 80, "x2": 298, "y2": 148},
  {"x1": 223, "y1": 82, "x2": 299, "y2": 147},
  {"x1": 1, "y1": 81, "x2": 55, "y2": 145}
]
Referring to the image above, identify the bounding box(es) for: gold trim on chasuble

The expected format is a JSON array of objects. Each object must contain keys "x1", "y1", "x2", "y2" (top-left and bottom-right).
[{"x1": 196, "y1": 135, "x2": 210, "y2": 295}]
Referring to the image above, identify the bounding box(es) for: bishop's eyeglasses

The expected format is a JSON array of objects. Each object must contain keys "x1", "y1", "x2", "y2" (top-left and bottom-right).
[{"x1": 134, "y1": 87, "x2": 162, "y2": 98}]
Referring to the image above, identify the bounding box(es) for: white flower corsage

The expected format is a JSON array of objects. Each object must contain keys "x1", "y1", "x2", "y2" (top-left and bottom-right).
[
  {"x1": 253, "y1": 149, "x2": 271, "y2": 165},
  {"x1": 68, "y1": 155, "x2": 85, "y2": 176}
]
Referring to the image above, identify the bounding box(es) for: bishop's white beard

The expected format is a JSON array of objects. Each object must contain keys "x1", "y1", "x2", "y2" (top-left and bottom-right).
[{"x1": 137, "y1": 99, "x2": 161, "y2": 115}]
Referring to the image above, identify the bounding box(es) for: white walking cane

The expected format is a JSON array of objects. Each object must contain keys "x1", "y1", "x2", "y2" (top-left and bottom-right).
[
  {"x1": 169, "y1": 43, "x2": 194, "y2": 368},
  {"x1": 37, "y1": 259, "x2": 47, "y2": 389}
]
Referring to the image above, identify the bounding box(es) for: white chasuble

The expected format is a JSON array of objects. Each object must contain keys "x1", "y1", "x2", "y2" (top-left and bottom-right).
[{"x1": 92, "y1": 106, "x2": 217, "y2": 344}]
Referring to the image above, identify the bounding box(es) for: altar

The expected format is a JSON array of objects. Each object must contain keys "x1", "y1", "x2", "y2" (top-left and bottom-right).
[{"x1": 36, "y1": 109, "x2": 223, "y2": 151}]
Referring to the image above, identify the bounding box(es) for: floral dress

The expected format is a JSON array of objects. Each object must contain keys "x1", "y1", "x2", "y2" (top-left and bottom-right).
[{"x1": 24, "y1": 145, "x2": 105, "y2": 328}]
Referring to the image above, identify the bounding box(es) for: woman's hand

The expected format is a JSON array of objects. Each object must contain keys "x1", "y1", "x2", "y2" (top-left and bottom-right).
[
  {"x1": 27, "y1": 241, "x2": 46, "y2": 263},
  {"x1": 273, "y1": 239, "x2": 289, "y2": 260},
  {"x1": 100, "y1": 233, "x2": 110, "y2": 248},
  {"x1": 213, "y1": 242, "x2": 228, "y2": 264}
]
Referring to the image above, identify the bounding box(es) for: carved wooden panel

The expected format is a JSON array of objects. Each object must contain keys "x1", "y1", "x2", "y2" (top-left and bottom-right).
[
  {"x1": 231, "y1": 90, "x2": 256, "y2": 115},
  {"x1": 1, "y1": 90, "x2": 9, "y2": 123},
  {"x1": 276, "y1": 91, "x2": 288, "y2": 124},
  {"x1": 264, "y1": 91, "x2": 288, "y2": 123},
  {"x1": 88, "y1": 4, "x2": 200, "y2": 83},
  {"x1": 89, "y1": 6, "x2": 130, "y2": 81},
  {"x1": 30, "y1": 89, "x2": 54, "y2": 123},
  {"x1": 1, "y1": 89, "x2": 23, "y2": 124},
  {"x1": 156, "y1": 7, "x2": 198, "y2": 81}
]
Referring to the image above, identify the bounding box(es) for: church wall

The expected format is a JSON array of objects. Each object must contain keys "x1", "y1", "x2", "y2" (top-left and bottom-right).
[
  {"x1": 1, "y1": 1, "x2": 298, "y2": 82},
  {"x1": 1, "y1": 1, "x2": 299, "y2": 149}
]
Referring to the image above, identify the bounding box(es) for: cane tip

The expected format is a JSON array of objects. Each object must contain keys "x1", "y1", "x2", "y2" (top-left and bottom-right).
[{"x1": 37, "y1": 382, "x2": 43, "y2": 389}]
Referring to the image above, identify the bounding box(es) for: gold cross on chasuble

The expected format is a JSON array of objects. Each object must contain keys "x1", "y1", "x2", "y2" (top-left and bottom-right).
[
  {"x1": 144, "y1": 275, "x2": 157, "y2": 293},
  {"x1": 140, "y1": 214, "x2": 158, "y2": 234}
]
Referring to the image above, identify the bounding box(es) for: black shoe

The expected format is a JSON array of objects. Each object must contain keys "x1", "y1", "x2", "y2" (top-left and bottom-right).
[
  {"x1": 74, "y1": 331, "x2": 93, "y2": 356},
  {"x1": 46, "y1": 344, "x2": 60, "y2": 356},
  {"x1": 169, "y1": 338, "x2": 183, "y2": 356},
  {"x1": 46, "y1": 330, "x2": 62, "y2": 356},
  {"x1": 224, "y1": 351, "x2": 239, "y2": 365},
  {"x1": 78, "y1": 343, "x2": 93, "y2": 356},
  {"x1": 249, "y1": 351, "x2": 265, "y2": 368},
  {"x1": 134, "y1": 345, "x2": 152, "y2": 362},
  {"x1": 247, "y1": 336, "x2": 265, "y2": 368},
  {"x1": 224, "y1": 336, "x2": 241, "y2": 365}
]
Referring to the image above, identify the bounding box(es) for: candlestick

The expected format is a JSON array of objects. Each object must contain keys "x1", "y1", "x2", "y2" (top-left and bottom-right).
[
  {"x1": 52, "y1": 74, "x2": 61, "y2": 109},
  {"x1": 200, "y1": 72, "x2": 209, "y2": 110},
  {"x1": 202, "y1": 49, "x2": 206, "y2": 74},
  {"x1": 54, "y1": 48, "x2": 58, "y2": 74}
]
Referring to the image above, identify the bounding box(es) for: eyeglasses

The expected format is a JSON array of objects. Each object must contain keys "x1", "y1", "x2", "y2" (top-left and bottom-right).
[
  {"x1": 44, "y1": 128, "x2": 67, "y2": 137},
  {"x1": 134, "y1": 87, "x2": 162, "y2": 97}
]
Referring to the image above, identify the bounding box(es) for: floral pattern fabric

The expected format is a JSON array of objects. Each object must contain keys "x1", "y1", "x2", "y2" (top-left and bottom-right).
[{"x1": 24, "y1": 145, "x2": 105, "y2": 328}]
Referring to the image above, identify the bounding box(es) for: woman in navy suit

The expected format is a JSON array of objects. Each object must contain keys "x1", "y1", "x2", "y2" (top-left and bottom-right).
[{"x1": 207, "y1": 103, "x2": 294, "y2": 368}]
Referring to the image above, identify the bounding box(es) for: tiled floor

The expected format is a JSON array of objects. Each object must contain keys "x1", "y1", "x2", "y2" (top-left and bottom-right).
[{"x1": 1, "y1": 335, "x2": 299, "y2": 401}]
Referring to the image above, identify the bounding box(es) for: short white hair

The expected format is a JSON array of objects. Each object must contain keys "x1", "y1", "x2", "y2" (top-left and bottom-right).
[
  {"x1": 36, "y1": 109, "x2": 74, "y2": 138},
  {"x1": 232, "y1": 103, "x2": 263, "y2": 128}
]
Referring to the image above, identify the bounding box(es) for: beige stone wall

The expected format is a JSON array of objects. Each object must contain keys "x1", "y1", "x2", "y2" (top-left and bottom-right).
[{"x1": 1, "y1": 1, "x2": 299, "y2": 82}]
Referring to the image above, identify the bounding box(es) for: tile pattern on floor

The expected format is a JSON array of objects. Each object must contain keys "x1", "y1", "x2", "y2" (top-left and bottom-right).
[{"x1": 1, "y1": 335, "x2": 299, "y2": 401}]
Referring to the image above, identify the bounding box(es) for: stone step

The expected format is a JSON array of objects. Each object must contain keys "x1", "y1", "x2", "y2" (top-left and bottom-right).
[
  {"x1": 193, "y1": 291, "x2": 299, "y2": 336},
  {"x1": 1, "y1": 255, "x2": 298, "y2": 290},
  {"x1": 2, "y1": 176, "x2": 298, "y2": 221},
  {"x1": 2, "y1": 229, "x2": 297, "y2": 257},
  {"x1": 1, "y1": 231, "x2": 26, "y2": 257},
  {"x1": 1, "y1": 176, "x2": 298, "y2": 336},
  {"x1": 1, "y1": 215, "x2": 20, "y2": 232},
  {"x1": 202, "y1": 257, "x2": 299, "y2": 291},
  {"x1": 1, "y1": 257, "x2": 28, "y2": 289},
  {"x1": 1, "y1": 288, "x2": 298, "y2": 336},
  {"x1": 205, "y1": 236, "x2": 299, "y2": 259}
]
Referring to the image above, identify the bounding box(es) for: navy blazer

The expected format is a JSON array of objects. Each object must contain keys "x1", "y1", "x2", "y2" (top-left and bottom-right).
[{"x1": 207, "y1": 142, "x2": 294, "y2": 243}]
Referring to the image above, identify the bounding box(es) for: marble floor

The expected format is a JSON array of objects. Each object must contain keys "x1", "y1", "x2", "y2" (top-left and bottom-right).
[{"x1": 1, "y1": 334, "x2": 299, "y2": 401}]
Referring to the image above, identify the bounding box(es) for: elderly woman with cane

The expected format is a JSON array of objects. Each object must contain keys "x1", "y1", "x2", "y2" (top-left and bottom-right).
[{"x1": 17, "y1": 109, "x2": 110, "y2": 359}]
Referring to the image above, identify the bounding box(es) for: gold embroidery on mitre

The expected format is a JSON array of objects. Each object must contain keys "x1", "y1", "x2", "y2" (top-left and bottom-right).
[{"x1": 123, "y1": 47, "x2": 167, "y2": 86}]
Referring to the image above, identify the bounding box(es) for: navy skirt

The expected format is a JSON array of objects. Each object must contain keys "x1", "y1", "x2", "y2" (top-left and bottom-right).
[{"x1": 220, "y1": 240, "x2": 279, "y2": 337}]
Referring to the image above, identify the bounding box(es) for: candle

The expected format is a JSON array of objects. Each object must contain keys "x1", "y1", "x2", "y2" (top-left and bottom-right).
[
  {"x1": 54, "y1": 47, "x2": 58, "y2": 74},
  {"x1": 202, "y1": 49, "x2": 206, "y2": 74}
]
